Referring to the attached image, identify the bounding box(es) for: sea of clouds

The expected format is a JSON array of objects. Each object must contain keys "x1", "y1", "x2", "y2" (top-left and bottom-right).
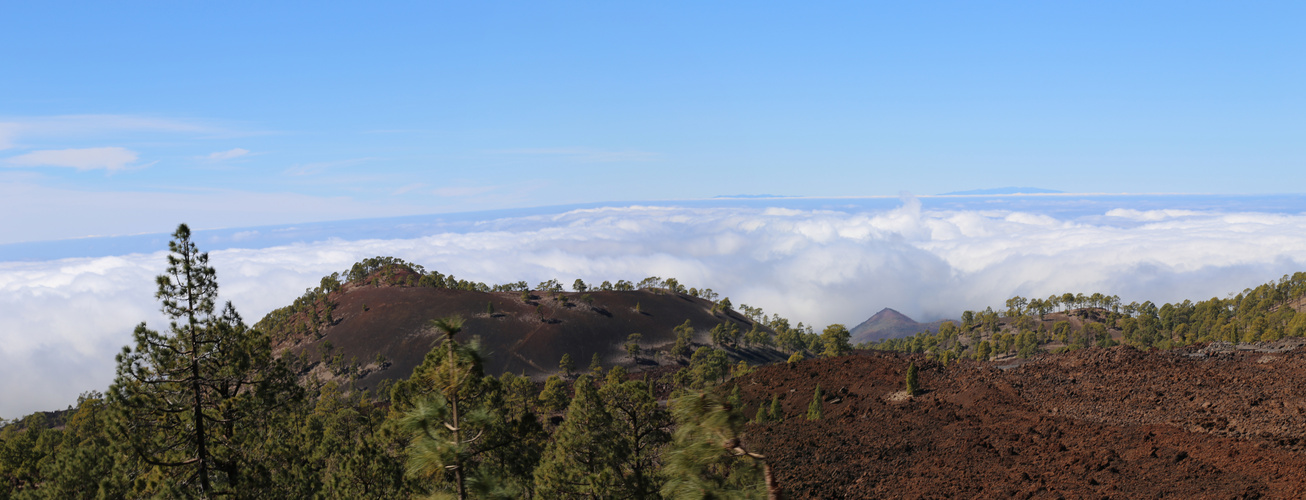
[{"x1": 4, "y1": 196, "x2": 1306, "y2": 417}]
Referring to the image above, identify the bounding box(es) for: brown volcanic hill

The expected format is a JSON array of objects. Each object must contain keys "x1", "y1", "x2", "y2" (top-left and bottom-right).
[
  {"x1": 270, "y1": 282, "x2": 786, "y2": 393},
  {"x1": 849, "y1": 308, "x2": 950, "y2": 344},
  {"x1": 730, "y1": 345, "x2": 1306, "y2": 498}
]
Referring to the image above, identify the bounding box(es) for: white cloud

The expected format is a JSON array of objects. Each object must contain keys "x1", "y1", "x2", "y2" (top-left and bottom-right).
[
  {"x1": 1105, "y1": 208, "x2": 1202, "y2": 221},
  {"x1": 203, "y1": 148, "x2": 250, "y2": 161},
  {"x1": 4, "y1": 202, "x2": 1306, "y2": 417},
  {"x1": 0, "y1": 115, "x2": 219, "y2": 150},
  {"x1": 5, "y1": 147, "x2": 141, "y2": 171},
  {"x1": 284, "y1": 157, "x2": 376, "y2": 176}
]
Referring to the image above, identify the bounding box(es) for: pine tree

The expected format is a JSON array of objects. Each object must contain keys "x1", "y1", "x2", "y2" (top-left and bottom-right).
[
  {"x1": 589, "y1": 352, "x2": 604, "y2": 377},
  {"x1": 605, "y1": 365, "x2": 629, "y2": 387},
  {"x1": 108, "y1": 223, "x2": 300, "y2": 497},
  {"x1": 38, "y1": 392, "x2": 133, "y2": 497},
  {"x1": 806, "y1": 384, "x2": 823, "y2": 421},
  {"x1": 601, "y1": 379, "x2": 671, "y2": 497},
  {"x1": 821, "y1": 324, "x2": 852, "y2": 357},
  {"x1": 905, "y1": 362, "x2": 920, "y2": 395},
  {"x1": 625, "y1": 333, "x2": 643, "y2": 363},
  {"x1": 752, "y1": 398, "x2": 771, "y2": 423},
  {"x1": 768, "y1": 395, "x2": 783, "y2": 423},
  {"x1": 671, "y1": 320, "x2": 694, "y2": 359},
  {"x1": 533, "y1": 375, "x2": 622, "y2": 497},
  {"x1": 559, "y1": 353, "x2": 575, "y2": 379},
  {"x1": 977, "y1": 340, "x2": 992, "y2": 361},
  {"x1": 538, "y1": 375, "x2": 569, "y2": 414},
  {"x1": 661, "y1": 391, "x2": 779, "y2": 499},
  {"x1": 689, "y1": 347, "x2": 729, "y2": 388},
  {"x1": 398, "y1": 316, "x2": 521, "y2": 499}
]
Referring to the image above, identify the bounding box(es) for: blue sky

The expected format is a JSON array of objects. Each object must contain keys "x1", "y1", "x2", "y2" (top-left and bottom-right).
[{"x1": 3, "y1": 1, "x2": 1303, "y2": 243}]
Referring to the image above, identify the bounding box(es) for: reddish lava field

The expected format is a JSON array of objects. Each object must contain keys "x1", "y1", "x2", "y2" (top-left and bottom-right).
[{"x1": 735, "y1": 344, "x2": 1306, "y2": 499}]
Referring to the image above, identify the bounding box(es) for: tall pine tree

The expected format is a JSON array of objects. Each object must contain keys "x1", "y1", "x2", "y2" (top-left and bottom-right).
[
  {"x1": 532, "y1": 375, "x2": 622, "y2": 497},
  {"x1": 108, "y1": 223, "x2": 299, "y2": 497},
  {"x1": 397, "y1": 316, "x2": 519, "y2": 499},
  {"x1": 662, "y1": 391, "x2": 780, "y2": 499}
]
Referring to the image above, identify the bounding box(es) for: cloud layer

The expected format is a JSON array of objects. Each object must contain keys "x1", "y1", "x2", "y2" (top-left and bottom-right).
[{"x1": 4, "y1": 201, "x2": 1306, "y2": 417}]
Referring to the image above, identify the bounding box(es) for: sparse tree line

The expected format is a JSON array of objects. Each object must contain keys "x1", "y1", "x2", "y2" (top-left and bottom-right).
[
  {"x1": 872, "y1": 273, "x2": 1306, "y2": 360},
  {"x1": 0, "y1": 224, "x2": 788, "y2": 499}
]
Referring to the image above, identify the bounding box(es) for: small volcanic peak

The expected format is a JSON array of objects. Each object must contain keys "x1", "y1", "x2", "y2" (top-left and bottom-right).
[
  {"x1": 865, "y1": 308, "x2": 914, "y2": 325},
  {"x1": 849, "y1": 307, "x2": 949, "y2": 344},
  {"x1": 264, "y1": 282, "x2": 789, "y2": 393}
]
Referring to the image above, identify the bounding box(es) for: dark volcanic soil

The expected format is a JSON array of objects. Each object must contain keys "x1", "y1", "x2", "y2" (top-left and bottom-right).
[
  {"x1": 276, "y1": 284, "x2": 785, "y2": 391},
  {"x1": 735, "y1": 346, "x2": 1306, "y2": 499}
]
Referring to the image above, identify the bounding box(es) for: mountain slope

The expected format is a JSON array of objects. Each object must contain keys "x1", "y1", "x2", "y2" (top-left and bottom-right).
[
  {"x1": 734, "y1": 347, "x2": 1306, "y2": 497},
  {"x1": 849, "y1": 308, "x2": 950, "y2": 344},
  {"x1": 265, "y1": 277, "x2": 786, "y2": 393}
]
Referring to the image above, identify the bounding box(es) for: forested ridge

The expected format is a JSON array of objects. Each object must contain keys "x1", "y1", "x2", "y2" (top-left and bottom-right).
[
  {"x1": 6, "y1": 224, "x2": 1306, "y2": 498},
  {"x1": 870, "y1": 274, "x2": 1306, "y2": 361},
  {"x1": 0, "y1": 225, "x2": 813, "y2": 499}
]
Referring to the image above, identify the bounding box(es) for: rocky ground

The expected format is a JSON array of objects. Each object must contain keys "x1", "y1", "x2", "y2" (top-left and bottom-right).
[{"x1": 735, "y1": 345, "x2": 1306, "y2": 498}]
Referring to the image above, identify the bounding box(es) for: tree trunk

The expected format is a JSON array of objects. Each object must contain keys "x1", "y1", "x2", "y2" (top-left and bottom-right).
[
  {"x1": 762, "y1": 462, "x2": 782, "y2": 500},
  {"x1": 186, "y1": 256, "x2": 212, "y2": 497},
  {"x1": 448, "y1": 334, "x2": 465, "y2": 500}
]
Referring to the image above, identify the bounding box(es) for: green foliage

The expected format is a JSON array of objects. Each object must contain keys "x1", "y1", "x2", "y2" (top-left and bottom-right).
[
  {"x1": 626, "y1": 333, "x2": 643, "y2": 362},
  {"x1": 731, "y1": 361, "x2": 754, "y2": 379},
  {"x1": 752, "y1": 398, "x2": 772, "y2": 424},
  {"x1": 786, "y1": 352, "x2": 804, "y2": 364},
  {"x1": 108, "y1": 224, "x2": 302, "y2": 497},
  {"x1": 537, "y1": 375, "x2": 569, "y2": 414},
  {"x1": 710, "y1": 322, "x2": 742, "y2": 347},
  {"x1": 806, "y1": 385, "x2": 823, "y2": 421},
  {"x1": 397, "y1": 317, "x2": 545, "y2": 499},
  {"x1": 559, "y1": 353, "x2": 575, "y2": 379},
  {"x1": 821, "y1": 323, "x2": 852, "y2": 357},
  {"x1": 6, "y1": 242, "x2": 829, "y2": 498},
  {"x1": 689, "y1": 347, "x2": 730, "y2": 388},
  {"x1": 0, "y1": 412, "x2": 63, "y2": 496},
  {"x1": 605, "y1": 365, "x2": 629, "y2": 387},
  {"x1": 19, "y1": 393, "x2": 133, "y2": 498},
  {"x1": 589, "y1": 353, "x2": 604, "y2": 378},
  {"x1": 661, "y1": 391, "x2": 771, "y2": 499},
  {"x1": 905, "y1": 362, "x2": 919, "y2": 395},
  {"x1": 600, "y1": 378, "x2": 672, "y2": 497},
  {"x1": 672, "y1": 320, "x2": 694, "y2": 359},
  {"x1": 533, "y1": 376, "x2": 622, "y2": 497}
]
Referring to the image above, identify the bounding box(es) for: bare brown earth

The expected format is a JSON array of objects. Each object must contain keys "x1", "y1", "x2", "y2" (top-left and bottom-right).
[
  {"x1": 734, "y1": 345, "x2": 1306, "y2": 499},
  {"x1": 273, "y1": 284, "x2": 786, "y2": 392}
]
